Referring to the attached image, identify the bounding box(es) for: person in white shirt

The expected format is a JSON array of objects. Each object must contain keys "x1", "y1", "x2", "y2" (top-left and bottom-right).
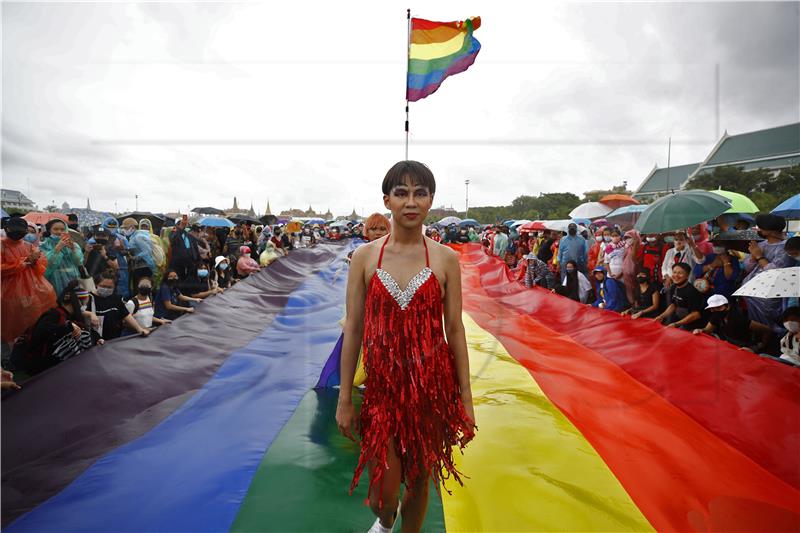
[
  {"x1": 779, "y1": 307, "x2": 800, "y2": 365},
  {"x1": 660, "y1": 231, "x2": 705, "y2": 288},
  {"x1": 125, "y1": 277, "x2": 171, "y2": 331}
]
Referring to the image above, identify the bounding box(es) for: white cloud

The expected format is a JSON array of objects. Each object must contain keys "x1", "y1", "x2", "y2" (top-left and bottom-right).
[{"x1": 2, "y1": 1, "x2": 798, "y2": 216}]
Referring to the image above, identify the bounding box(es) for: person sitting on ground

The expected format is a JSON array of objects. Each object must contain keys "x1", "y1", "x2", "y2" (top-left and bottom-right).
[
  {"x1": 125, "y1": 277, "x2": 171, "y2": 333},
  {"x1": 524, "y1": 252, "x2": 556, "y2": 289},
  {"x1": 692, "y1": 294, "x2": 772, "y2": 352},
  {"x1": 212, "y1": 256, "x2": 234, "y2": 289},
  {"x1": 87, "y1": 269, "x2": 150, "y2": 340},
  {"x1": 236, "y1": 245, "x2": 261, "y2": 278},
  {"x1": 591, "y1": 265, "x2": 626, "y2": 312},
  {"x1": 654, "y1": 263, "x2": 706, "y2": 330},
  {"x1": 184, "y1": 261, "x2": 223, "y2": 299},
  {"x1": 622, "y1": 267, "x2": 662, "y2": 319},
  {"x1": 777, "y1": 307, "x2": 800, "y2": 365},
  {"x1": 12, "y1": 280, "x2": 96, "y2": 376},
  {"x1": 154, "y1": 269, "x2": 201, "y2": 320},
  {"x1": 555, "y1": 259, "x2": 592, "y2": 303}
]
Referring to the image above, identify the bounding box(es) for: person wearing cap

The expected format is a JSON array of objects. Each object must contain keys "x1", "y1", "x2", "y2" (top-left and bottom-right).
[
  {"x1": 524, "y1": 252, "x2": 555, "y2": 289},
  {"x1": 654, "y1": 262, "x2": 706, "y2": 330},
  {"x1": 557, "y1": 222, "x2": 588, "y2": 280},
  {"x1": 591, "y1": 265, "x2": 626, "y2": 312},
  {"x1": 120, "y1": 217, "x2": 138, "y2": 239},
  {"x1": 212, "y1": 255, "x2": 233, "y2": 289},
  {"x1": 85, "y1": 226, "x2": 119, "y2": 280},
  {"x1": 742, "y1": 214, "x2": 793, "y2": 330},
  {"x1": 1, "y1": 216, "x2": 57, "y2": 343},
  {"x1": 236, "y1": 245, "x2": 261, "y2": 278},
  {"x1": 692, "y1": 294, "x2": 772, "y2": 352}
]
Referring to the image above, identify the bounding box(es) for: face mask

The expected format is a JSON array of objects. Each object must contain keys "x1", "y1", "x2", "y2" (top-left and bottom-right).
[
  {"x1": 167, "y1": 278, "x2": 179, "y2": 286},
  {"x1": 646, "y1": 237, "x2": 656, "y2": 243},
  {"x1": 783, "y1": 321, "x2": 799, "y2": 334},
  {"x1": 198, "y1": 269, "x2": 209, "y2": 278},
  {"x1": 96, "y1": 287, "x2": 114, "y2": 298},
  {"x1": 663, "y1": 236, "x2": 674, "y2": 244},
  {"x1": 595, "y1": 236, "x2": 602, "y2": 242},
  {"x1": 603, "y1": 236, "x2": 611, "y2": 242},
  {"x1": 566, "y1": 268, "x2": 576, "y2": 274},
  {"x1": 122, "y1": 227, "x2": 135, "y2": 237},
  {"x1": 138, "y1": 286, "x2": 152, "y2": 296},
  {"x1": 22, "y1": 233, "x2": 37, "y2": 243},
  {"x1": 712, "y1": 246, "x2": 726, "y2": 254},
  {"x1": 219, "y1": 263, "x2": 229, "y2": 271},
  {"x1": 95, "y1": 239, "x2": 108, "y2": 246},
  {"x1": 636, "y1": 276, "x2": 648, "y2": 283},
  {"x1": 568, "y1": 229, "x2": 577, "y2": 236}
]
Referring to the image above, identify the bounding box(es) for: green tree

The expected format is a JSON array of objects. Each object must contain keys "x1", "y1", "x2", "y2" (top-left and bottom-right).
[{"x1": 684, "y1": 165, "x2": 799, "y2": 212}]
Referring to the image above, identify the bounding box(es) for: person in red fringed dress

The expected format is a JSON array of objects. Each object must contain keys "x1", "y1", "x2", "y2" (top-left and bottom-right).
[{"x1": 336, "y1": 161, "x2": 476, "y2": 533}]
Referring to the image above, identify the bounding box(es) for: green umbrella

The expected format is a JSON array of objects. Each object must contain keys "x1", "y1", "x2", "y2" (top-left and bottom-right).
[
  {"x1": 713, "y1": 189, "x2": 760, "y2": 214},
  {"x1": 634, "y1": 190, "x2": 732, "y2": 234}
]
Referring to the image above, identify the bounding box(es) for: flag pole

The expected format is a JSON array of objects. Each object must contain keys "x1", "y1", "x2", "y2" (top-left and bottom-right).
[{"x1": 405, "y1": 8, "x2": 411, "y2": 160}]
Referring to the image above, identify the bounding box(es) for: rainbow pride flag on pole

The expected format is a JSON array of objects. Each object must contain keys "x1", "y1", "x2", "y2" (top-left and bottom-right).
[{"x1": 406, "y1": 16, "x2": 481, "y2": 102}]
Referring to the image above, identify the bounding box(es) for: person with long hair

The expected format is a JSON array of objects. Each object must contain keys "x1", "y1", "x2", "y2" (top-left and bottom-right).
[
  {"x1": 555, "y1": 259, "x2": 592, "y2": 303},
  {"x1": 336, "y1": 161, "x2": 475, "y2": 533},
  {"x1": 40, "y1": 218, "x2": 84, "y2": 298}
]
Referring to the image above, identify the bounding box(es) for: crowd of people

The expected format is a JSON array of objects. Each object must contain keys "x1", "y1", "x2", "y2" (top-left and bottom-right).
[
  {"x1": 2, "y1": 208, "x2": 797, "y2": 390},
  {"x1": 476, "y1": 214, "x2": 799, "y2": 365},
  {"x1": 0, "y1": 213, "x2": 393, "y2": 389}
]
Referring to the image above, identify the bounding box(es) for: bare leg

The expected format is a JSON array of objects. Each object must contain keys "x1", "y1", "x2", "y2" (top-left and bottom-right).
[
  {"x1": 399, "y1": 472, "x2": 429, "y2": 533},
  {"x1": 368, "y1": 440, "x2": 402, "y2": 529}
]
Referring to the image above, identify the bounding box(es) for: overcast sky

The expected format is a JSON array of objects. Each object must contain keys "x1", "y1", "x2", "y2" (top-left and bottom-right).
[{"x1": 2, "y1": 1, "x2": 798, "y2": 216}]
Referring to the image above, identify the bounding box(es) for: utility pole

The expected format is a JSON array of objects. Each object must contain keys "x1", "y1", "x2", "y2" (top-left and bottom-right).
[
  {"x1": 135, "y1": 194, "x2": 139, "y2": 211},
  {"x1": 465, "y1": 179, "x2": 470, "y2": 218}
]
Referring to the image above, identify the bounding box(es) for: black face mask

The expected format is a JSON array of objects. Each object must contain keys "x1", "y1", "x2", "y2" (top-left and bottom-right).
[
  {"x1": 636, "y1": 276, "x2": 648, "y2": 283},
  {"x1": 6, "y1": 230, "x2": 26, "y2": 241},
  {"x1": 95, "y1": 239, "x2": 108, "y2": 246},
  {"x1": 568, "y1": 229, "x2": 577, "y2": 236},
  {"x1": 138, "y1": 286, "x2": 152, "y2": 296},
  {"x1": 167, "y1": 278, "x2": 179, "y2": 286}
]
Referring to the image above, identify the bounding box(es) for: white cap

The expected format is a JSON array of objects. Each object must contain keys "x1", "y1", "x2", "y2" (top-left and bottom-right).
[
  {"x1": 214, "y1": 255, "x2": 228, "y2": 269},
  {"x1": 705, "y1": 294, "x2": 729, "y2": 309}
]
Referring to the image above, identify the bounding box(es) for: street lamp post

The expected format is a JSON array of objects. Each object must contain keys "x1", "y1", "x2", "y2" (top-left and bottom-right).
[
  {"x1": 465, "y1": 179, "x2": 470, "y2": 218},
  {"x1": 135, "y1": 194, "x2": 139, "y2": 211}
]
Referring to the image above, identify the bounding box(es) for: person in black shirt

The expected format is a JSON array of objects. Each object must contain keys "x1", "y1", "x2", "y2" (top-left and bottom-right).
[
  {"x1": 212, "y1": 255, "x2": 234, "y2": 289},
  {"x1": 537, "y1": 231, "x2": 555, "y2": 263},
  {"x1": 654, "y1": 262, "x2": 706, "y2": 330},
  {"x1": 623, "y1": 267, "x2": 662, "y2": 319},
  {"x1": 85, "y1": 227, "x2": 119, "y2": 280},
  {"x1": 169, "y1": 220, "x2": 201, "y2": 281},
  {"x1": 87, "y1": 270, "x2": 149, "y2": 340},
  {"x1": 692, "y1": 294, "x2": 773, "y2": 351}
]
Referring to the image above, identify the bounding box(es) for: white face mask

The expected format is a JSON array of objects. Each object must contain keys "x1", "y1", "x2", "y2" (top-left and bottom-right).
[
  {"x1": 646, "y1": 237, "x2": 656, "y2": 243},
  {"x1": 595, "y1": 236, "x2": 603, "y2": 242},
  {"x1": 712, "y1": 246, "x2": 726, "y2": 254},
  {"x1": 784, "y1": 321, "x2": 800, "y2": 334}
]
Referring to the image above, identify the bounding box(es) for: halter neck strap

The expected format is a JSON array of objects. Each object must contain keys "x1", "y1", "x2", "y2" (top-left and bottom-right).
[{"x1": 377, "y1": 236, "x2": 430, "y2": 269}]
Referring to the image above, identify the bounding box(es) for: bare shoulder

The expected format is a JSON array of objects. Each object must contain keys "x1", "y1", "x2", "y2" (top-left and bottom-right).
[
  {"x1": 351, "y1": 236, "x2": 388, "y2": 274},
  {"x1": 426, "y1": 237, "x2": 459, "y2": 267}
]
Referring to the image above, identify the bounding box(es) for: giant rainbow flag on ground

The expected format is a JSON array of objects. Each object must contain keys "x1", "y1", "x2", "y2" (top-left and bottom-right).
[
  {"x1": 407, "y1": 17, "x2": 481, "y2": 102},
  {"x1": 3, "y1": 242, "x2": 798, "y2": 532}
]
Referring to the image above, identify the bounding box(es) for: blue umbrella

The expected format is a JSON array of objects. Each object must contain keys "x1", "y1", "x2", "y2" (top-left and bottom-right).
[
  {"x1": 606, "y1": 204, "x2": 648, "y2": 218},
  {"x1": 772, "y1": 193, "x2": 800, "y2": 219},
  {"x1": 1, "y1": 208, "x2": 9, "y2": 218},
  {"x1": 197, "y1": 216, "x2": 235, "y2": 228},
  {"x1": 570, "y1": 217, "x2": 592, "y2": 226},
  {"x1": 307, "y1": 218, "x2": 325, "y2": 225},
  {"x1": 459, "y1": 218, "x2": 480, "y2": 227}
]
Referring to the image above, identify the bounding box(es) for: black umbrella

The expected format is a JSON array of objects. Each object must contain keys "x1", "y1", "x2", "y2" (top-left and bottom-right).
[
  {"x1": 117, "y1": 212, "x2": 166, "y2": 234},
  {"x1": 228, "y1": 214, "x2": 260, "y2": 225},
  {"x1": 260, "y1": 214, "x2": 278, "y2": 225},
  {"x1": 192, "y1": 207, "x2": 226, "y2": 215}
]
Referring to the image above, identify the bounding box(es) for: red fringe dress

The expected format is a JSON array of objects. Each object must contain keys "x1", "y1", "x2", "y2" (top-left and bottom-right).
[{"x1": 349, "y1": 237, "x2": 475, "y2": 507}]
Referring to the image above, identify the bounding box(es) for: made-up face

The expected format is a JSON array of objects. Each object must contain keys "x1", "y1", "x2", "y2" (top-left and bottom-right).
[{"x1": 383, "y1": 175, "x2": 432, "y2": 231}]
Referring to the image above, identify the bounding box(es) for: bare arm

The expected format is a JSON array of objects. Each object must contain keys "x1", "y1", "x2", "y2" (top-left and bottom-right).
[
  {"x1": 442, "y1": 248, "x2": 475, "y2": 426},
  {"x1": 336, "y1": 245, "x2": 368, "y2": 441}
]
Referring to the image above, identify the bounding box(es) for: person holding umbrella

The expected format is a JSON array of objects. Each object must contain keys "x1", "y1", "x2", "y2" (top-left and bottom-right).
[{"x1": 742, "y1": 214, "x2": 793, "y2": 330}]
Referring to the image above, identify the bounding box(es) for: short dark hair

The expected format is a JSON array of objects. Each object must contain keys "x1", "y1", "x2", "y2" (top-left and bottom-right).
[
  {"x1": 785, "y1": 236, "x2": 800, "y2": 253},
  {"x1": 67, "y1": 213, "x2": 79, "y2": 222},
  {"x1": 781, "y1": 306, "x2": 800, "y2": 322},
  {"x1": 381, "y1": 160, "x2": 436, "y2": 195},
  {"x1": 673, "y1": 262, "x2": 692, "y2": 275}
]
